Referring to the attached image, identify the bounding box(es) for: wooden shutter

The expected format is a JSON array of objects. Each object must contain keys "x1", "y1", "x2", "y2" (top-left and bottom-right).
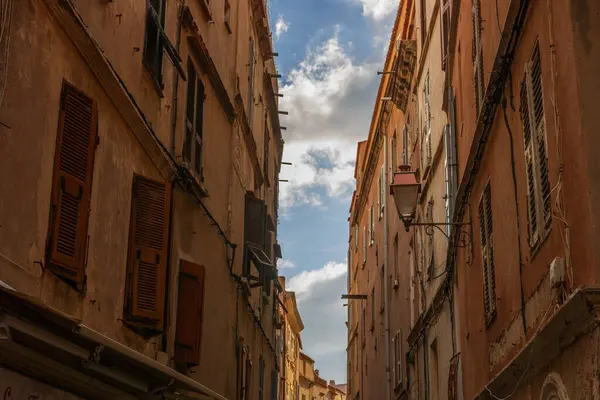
[
  {"x1": 175, "y1": 260, "x2": 205, "y2": 366},
  {"x1": 529, "y1": 43, "x2": 551, "y2": 227},
  {"x1": 125, "y1": 175, "x2": 171, "y2": 328},
  {"x1": 47, "y1": 82, "x2": 98, "y2": 287},
  {"x1": 521, "y1": 76, "x2": 539, "y2": 246},
  {"x1": 441, "y1": 0, "x2": 451, "y2": 70},
  {"x1": 245, "y1": 193, "x2": 267, "y2": 249},
  {"x1": 479, "y1": 183, "x2": 496, "y2": 320}
]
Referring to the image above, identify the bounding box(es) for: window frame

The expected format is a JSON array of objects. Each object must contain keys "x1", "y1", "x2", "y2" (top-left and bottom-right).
[{"x1": 184, "y1": 58, "x2": 205, "y2": 179}]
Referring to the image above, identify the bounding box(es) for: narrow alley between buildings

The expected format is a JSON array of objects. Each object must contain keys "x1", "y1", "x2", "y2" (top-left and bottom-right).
[{"x1": 0, "y1": 1, "x2": 599, "y2": 400}]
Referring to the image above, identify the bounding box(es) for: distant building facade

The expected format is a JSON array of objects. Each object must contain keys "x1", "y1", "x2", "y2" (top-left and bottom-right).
[{"x1": 349, "y1": 0, "x2": 600, "y2": 400}]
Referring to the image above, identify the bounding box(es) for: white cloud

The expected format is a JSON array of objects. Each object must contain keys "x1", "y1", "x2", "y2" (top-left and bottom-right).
[
  {"x1": 277, "y1": 259, "x2": 297, "y2": 269},
  {"x1": 288, "y1": 261, "x2": 347, "y2": 299},
  {"x1": 275, "y1": 16, "x2": 290, "y2": 40},
  {"x1": 286, "y1": 261, "x2": 348, "y2": 381},
  {"x1": 278, "y1": 30, "x2": 379, "y2": 209},
  {"x1": 353, "y1": 0, "x2": 398, "y2": 21}
]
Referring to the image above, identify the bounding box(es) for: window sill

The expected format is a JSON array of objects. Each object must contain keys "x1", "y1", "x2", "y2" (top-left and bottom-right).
[
  {"x1": 142, "y1": 62, "x2": 165, "y2": 98},
  {"x1": 529, "y1": 225, "x2": 552, "y2": 261},
  {"x1": 179, "y1": 162, "x2": 208, "y2": 198},
  {"x1": 485, "y1": 309, "x2": 497, "y2": 329}
]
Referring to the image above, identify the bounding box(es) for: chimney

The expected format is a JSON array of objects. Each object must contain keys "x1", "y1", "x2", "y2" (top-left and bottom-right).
[
  {"x1": 315, "y1": 369, "x2": 319, "y2": 376},
  {"x1": 330, "y1": 380, "x2": 335, "y2": 386}
]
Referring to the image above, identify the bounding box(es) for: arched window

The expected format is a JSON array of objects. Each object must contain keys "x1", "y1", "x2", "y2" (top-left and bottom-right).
[{"x1": 540, "y1": 373, "x2": 570, "y2": 400}]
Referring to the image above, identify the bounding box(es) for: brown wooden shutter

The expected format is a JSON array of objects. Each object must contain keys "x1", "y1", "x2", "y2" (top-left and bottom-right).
[
  {"x1": 529, "y1": 43, "x2": 551, "y2": 227},
  {"x1": 440, "y1": 0, "x2": 451, "y2": 70},
  {"x1": 175, "y1": 260, "x2": 205, "y2": 366},
  {"x1": 521, "y1": 76, "x2": 539, "y2": 246},
  {"x1": 125, "y1": 175, "x2": 171, "y2": 329},
  {"x1": 47, "y1": 82, "x2": 98, "y2": 287}
]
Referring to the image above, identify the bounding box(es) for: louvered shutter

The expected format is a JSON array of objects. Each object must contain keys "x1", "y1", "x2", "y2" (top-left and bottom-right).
[
  {"x1": 479, "y1": 184, "x2": 496, "y2": 319},
  {"x1": 47, "y1": 82, "x2": 98, "y2": 287},
  {"x1": 521, "y1": 75, "x2": 539, "y2": 246},
  {"x1": 478, "y1": 196, "x2": 490, "y2": 316},
  {"x1": 126, "y1": 175, "x2": 171, "y2": 328},
  {"x1": 441, "y1": 0, "x2": 451, "y2": 70},
  {"x1": 529, "y1": 44, "x2": 551, "y2": 227},
  {"x1": 484, "y1": 185, "x2": 496, "y2": 314},
  {"x1": 245, "y1": 194, "x2": 267, "y2": 249},
  {"x1": 175, "y1": 260, "x2": 205, "y2": 366}
]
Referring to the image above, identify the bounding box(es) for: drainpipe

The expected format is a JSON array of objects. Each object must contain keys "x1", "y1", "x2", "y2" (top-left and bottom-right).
[{"x1": 383, "y1": 136, "x2": 391, "y2": 400}]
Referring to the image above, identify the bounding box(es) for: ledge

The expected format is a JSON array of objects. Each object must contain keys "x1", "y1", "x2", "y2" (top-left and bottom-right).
[{"x1": 474, "y1": 286, "x2": 600, "y2": 399}]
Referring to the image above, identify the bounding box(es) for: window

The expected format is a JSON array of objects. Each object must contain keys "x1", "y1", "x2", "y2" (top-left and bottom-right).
[
  {"x1": 426, "y1": 199, "x2": 435, "y2": 280},
  {"x1": 369, "y1": 206, "x2": 375, "y2": 245},
  {"x1": 46, "y1": 82, "x2": 98, "y2": 289},
  {"x1": 380, "y1": 266, "x2": 385, "y2": 312},
  {"x1": 144, "y1": 0, "x2": 166, "y2": 86},
  {"x1": 402, "y1": 125, "x2": 409, "y2": 166},
  {"x1": 175, "y1": 260, "x2": 206, "y2": 366},
  {"x1": 258, "y1": 357, "x2": 265, "y2": 400},
  {"x1": 441, "y1": 0, "x2": 452, "y2": 70},
  {"x1": 370, "y1": 287, "x2": 375, "y2": 331},
  {"x1": 479, "y1": 182, "x2": 497, "y2": 322},
  {"x1": 420, "y1": 0, "x2": 427, "y2": 46},
  {"x1": 184, "y1": 59, "x2": 205, "y2": 177},
  {"x1": 237, "y1": 339, "x2": 247, "y2": 400},
  {"x1": 248, "y1": 37, "x2": 256, "y2": 126},
  {"x1": 355, "y1": 224, "x2": 359, "y2": 251},
  {"x1": 363, "y1": 226, "x2": 367, "y2": 265},
  {"x1": 124, "y1": 175, "x2": 171, "y2": 330},
  {"x1": 380, "y1": 165, "x2": 385, "y2": 217},
  {"x1": 390, "y1": 132, "x2": 397, "y2": 177},
  {"x1": 423, "y1": 72, "x2": 432, "y2": 167},
  {"x1": 472, "y1": 0, "x2": 484, "y2": 114},
  {"x1": 429, "y1": 339, "x2": 439, "y2": 400},
  {"x1": 224, "y1": 0, "x2": 232, "y2": 32},
  {"x1": 393, "y1": 331, "x2": 403, "y2": 388},
  {"x1": 393, "y1": 234, "x2": 399, "y2": 280},
  {"x1": 271, "y1": 369, "x2": 277, "y2": 400},
  {"x1": 521, "y1": 42, "x2": 551, "y2": 248},
  {"x1": 264, "y1": 123, "x2": 271, "y2": 186}
]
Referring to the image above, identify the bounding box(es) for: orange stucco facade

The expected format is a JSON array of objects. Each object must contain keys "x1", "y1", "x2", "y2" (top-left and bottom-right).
[{"x1": 0, "y1": 1, "x2": 285, "y2": 399}]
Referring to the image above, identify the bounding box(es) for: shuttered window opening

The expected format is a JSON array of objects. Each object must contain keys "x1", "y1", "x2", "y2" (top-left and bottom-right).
[
  {"x1": 174, "y1": 260, "x2": 205, "y2": 366},
  {"x1": 144, "y1": 0, "x2": 166, "y2": 87},
  {"x1": 363, "y1": 226, "x2": 367, "y2": 265},
  {"x1": 369, "y1": 205, "x2": 375, "y2": 245},
  {"x1": 124, "y1": 175, "x2": 171, "y2": 330},
  {"x1": 426, "y1": 200, "x2": 435, "y2": 280},
  {"x1": 47, "y1": 82, "x2": 98, "y2": 289},
  {"x1": 390, "y1": 133, "x2": 397, "y2": 179},
  {"x1": 440, "y1": 0, "x2": 452, "y2": 71},
  {"x1": 392, "y1": 330, "x2": 403, "y2": 389},
  {"x1": 258, "y1": 357, "x2": 265, "y2": 400},
  {"x1": 248, "y1": 37, "x2": 256, "y2": 127},
  {"x1": 237, "y1": 338, "x2": 247, "y2": 400},
  {"x1": 424, "y1": 72, "x2": 432, "y2": 167},
  {"x1": 479, "y1": 182, "x2": 497, "y2": 322},
  {"x1": 472, "y1": 0, "x2": 484, "y2": 115},
  {"x1": 184, "y1": 59, "x2": 205, "y2": 178},
  {"x1": 521, "y1": 41, "x2": 551, "y2": 248},
  {"x1": 402, "y1": 125, "x2": 409, "y2": 166}
]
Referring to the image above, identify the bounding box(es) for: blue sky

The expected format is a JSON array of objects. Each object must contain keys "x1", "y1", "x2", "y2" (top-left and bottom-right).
[{"x1": 268, "y1": 0, "x2": 398, "y2": 383}]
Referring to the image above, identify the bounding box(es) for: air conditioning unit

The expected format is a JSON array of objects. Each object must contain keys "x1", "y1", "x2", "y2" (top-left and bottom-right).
[{"x1": 550, "y1": 257, "x2": 565, "y2": 287}]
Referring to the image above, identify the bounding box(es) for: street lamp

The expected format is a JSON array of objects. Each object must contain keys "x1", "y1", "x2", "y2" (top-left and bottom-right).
[{"x1": 390, "y1": 168, "x2": 470, "y2": 235}]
